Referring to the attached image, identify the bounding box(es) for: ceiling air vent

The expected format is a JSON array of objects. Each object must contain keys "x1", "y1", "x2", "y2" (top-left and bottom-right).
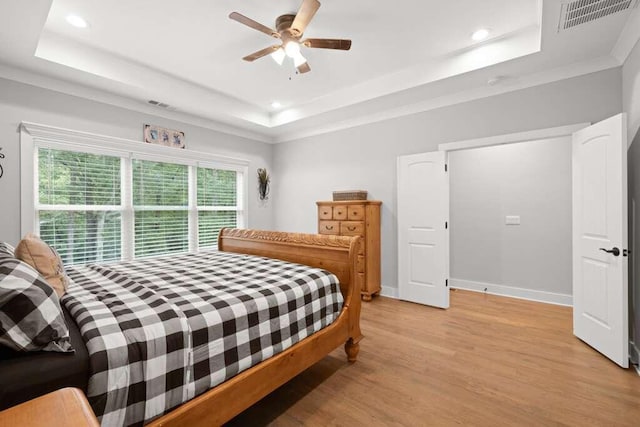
[{"x1": 559, "y1": 0, "x2": 639, "y2": 31}]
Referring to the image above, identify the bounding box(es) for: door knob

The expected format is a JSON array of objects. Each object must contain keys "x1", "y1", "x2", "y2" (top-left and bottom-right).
[{"x1": 599, "y1": 247, "x2": 620, "y2": 256}]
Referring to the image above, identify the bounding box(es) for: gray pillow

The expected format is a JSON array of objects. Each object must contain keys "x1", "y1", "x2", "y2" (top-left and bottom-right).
[{"x1": 0, "y1": 255, "x2": 73, "y2": 353}]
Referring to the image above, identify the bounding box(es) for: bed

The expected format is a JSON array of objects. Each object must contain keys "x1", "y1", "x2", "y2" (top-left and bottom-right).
[{"x1": 0, "y1": 228, "x2": 363, "y2": 426}]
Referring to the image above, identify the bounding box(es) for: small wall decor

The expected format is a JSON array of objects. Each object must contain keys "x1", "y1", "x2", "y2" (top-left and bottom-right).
[
  {"x1": 143, "y1": 124, "x2": 185, "y2": 149},
  {"x1": 257, "y1": 168, "x2": 270, "y2": 201},
  {"x1": 0, "y1": 147, "x2": 4, "y2": 179}
]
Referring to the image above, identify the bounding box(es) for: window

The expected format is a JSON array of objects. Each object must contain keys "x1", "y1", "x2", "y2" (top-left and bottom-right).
[
  {"x1": 37, "y1": 148, "x2": 122, "y2": 265},
  {"x1": 25, "y1": 124, "x2": 248, "y2": 266},
  {"x1": 133, "y1": 159, "x2": 189, "y2": 258},
  {"x1": 197, "y1": 167, "x2": 239, "y2": 249}
]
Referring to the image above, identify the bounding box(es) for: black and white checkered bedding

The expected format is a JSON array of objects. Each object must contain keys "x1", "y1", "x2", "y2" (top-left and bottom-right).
[{"x1": 63, "y1": 250, "x2": 343, "y2": 427}]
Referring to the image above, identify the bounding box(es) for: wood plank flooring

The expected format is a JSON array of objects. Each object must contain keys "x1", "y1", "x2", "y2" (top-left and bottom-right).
[{"x1": 227, "y1": 290, "x2": 640, "y2": 426}]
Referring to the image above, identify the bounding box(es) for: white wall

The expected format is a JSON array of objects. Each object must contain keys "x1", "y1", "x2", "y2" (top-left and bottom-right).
[
  {"x1": 0, "y1": 78, "x2": 274, "y2": 245},
  {"x1": 449, "y1": 137, "x2": 572, "y2": 300},
  {"x1": 273, "y1": 69, "x2": 622, "y2": 295},
  {"x1": 623, "y1": 38, "x2": 640, "y2": 359}
]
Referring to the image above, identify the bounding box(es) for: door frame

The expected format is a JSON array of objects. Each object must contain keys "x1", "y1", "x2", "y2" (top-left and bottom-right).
[
  {"x1": 437, "y1": 123, "x2": 590, "y2": 153},
  {"x1": 432, "y1": 122, "x2": 590, "y2": 306}
]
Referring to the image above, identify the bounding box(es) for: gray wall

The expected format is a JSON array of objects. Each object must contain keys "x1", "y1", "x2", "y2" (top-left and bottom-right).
[
  {"x1": 449, "y1": 137, "x2": 572, "y2": 296},
  {"x1": 0, "y1": 78, "x2": 274, "y2": 245},
  {"x1": 623, "y1": 38, "x2": 640, "y2": 357},
  {"x1": 273, "y1": 68, "x2": 622, "y2": 295}
]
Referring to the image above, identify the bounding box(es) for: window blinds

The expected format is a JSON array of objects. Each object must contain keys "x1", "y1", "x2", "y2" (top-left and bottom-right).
[
  {"x1": 133, "y1": 159, "x2": 189, "y2": 258},
  {"x1": 197, "y1": 167, "x2": 238, "y2": 248},
  {"x1": 36, "y1": 147, "x2": 244, "y2": 264},
  {"x1": 37, "y1": 148, "x2": 122, "y2": 265}
]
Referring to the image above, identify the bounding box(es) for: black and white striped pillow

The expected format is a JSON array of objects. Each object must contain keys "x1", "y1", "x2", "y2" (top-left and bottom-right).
[{"x1": 0, "y1": 255, "x2": 73, "y2": 353}]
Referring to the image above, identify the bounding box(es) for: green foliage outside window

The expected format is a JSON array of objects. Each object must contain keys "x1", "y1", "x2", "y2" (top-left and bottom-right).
[
  {"x1": 37, "y1": 148, "x2": 241, "y2": 265},
  {"x1": 38, "y1": 148, "x2": 121, "y2": 265}
]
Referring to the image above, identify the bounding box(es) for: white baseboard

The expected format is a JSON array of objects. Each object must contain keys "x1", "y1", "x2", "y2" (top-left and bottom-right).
[
  {"x1": 630, "y1": 341, "x2": 640, "y2": 366},
  {"x1": 380, "y1": 285, "x2": 399, "y2": 299},
  {"x1": 450, "y1": 278, "x2": 572, "y2": 307}
]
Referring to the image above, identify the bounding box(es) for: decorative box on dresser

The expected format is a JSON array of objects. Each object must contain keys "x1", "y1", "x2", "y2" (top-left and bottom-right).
[{"x1": 317, "y1": 200, "x2": 381, "y2": 301}]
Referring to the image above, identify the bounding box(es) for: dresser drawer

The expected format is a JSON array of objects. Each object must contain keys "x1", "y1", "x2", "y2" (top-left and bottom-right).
[
  {"x1": 319, "y1": 220, "x2": 340, "y2": 235},
  {"x1": 340, "y1": 221, "x2": 364, "y2": 236},
  {"x1": 347, "y1": 205, "x2": 365, "y2": 221},
  {"x1": 318, "y1": 206, "x2": 333, "y2": 220},
  {"x1": 332, "y1": 205, "x2": 347, "y2": 220}
]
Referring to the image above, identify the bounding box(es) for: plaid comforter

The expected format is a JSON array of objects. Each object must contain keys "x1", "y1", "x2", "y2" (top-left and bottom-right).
[{"x1": 63, "y1": 250, "x2": 344, "y2": 426}]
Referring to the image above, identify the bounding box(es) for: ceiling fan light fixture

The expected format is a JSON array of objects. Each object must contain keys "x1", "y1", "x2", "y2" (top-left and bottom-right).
[
  {"x1": 293, "y1": 52, "x2": 308, "y2": 67},
  {"x1": 271, "y1": 48, "x2": 286, "y2": 65},
  {"x1": 285, "y1": 41, "x2": 301, "y2": 58}
]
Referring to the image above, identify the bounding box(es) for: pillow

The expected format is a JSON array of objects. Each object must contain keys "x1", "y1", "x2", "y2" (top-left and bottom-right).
[
  {"x1": 0, "y1": 256, "x2": 73, "y2": 353},
  {"x1": 0, "y1": 242, "x2": 14, "y2": 258},
  {"x1": 15, "y1": 234, "x2": 68, "y2": 298}
]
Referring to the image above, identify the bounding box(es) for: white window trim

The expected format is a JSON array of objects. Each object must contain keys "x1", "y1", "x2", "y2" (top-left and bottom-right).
[{"x1": 20, "y1": 121, "x2": 249, "y2": 257}]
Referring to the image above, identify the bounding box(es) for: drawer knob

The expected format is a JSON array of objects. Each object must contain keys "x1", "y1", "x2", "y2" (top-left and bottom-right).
[
  {"x1": 326, "y1": 225, "x2": 334, "y2": 230},
  {"x1": 323, "y1": 211, "x2": 329, "y2": 215},
  {"x1": 348, "y1": 226, "x2": 356, "y2": 231}
]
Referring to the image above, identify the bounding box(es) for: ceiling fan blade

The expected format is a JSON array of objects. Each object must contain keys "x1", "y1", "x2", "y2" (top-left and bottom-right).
[
  {"x1": 229, "y1": 12, "x2": 280, "y2": 39},
  {"x1": 297, "y1": 62, "x2": 311, "y2": 74},
  {"x1": 291, "y1": 0, "x2": 321, "y2": 36},
  {"x1": 243, "y1": 45, "x2": 281, "y2": 62},
  {"x1": 302, "y1": 38, "x2": 352, "y2": 50}
]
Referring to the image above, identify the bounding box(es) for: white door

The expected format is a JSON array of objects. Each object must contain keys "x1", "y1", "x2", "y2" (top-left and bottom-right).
[
  {"x1": 397, "y1": 151, "x2": 449, "y2": 308},
  {"x1": 572, "y1": 113, "x2": 629, "y2": 368}
]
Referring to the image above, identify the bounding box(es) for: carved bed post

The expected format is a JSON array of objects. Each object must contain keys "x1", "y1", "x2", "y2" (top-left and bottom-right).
[{"x1": 344, "y1": 236, "x2": 363, "y2": 362}]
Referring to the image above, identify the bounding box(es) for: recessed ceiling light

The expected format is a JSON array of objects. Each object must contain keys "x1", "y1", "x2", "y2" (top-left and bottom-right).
[
  {"x1": 271, "y1": 101, "x2": 282, "y2": 109},
  {"x1": 471, "y1": 28, "x2": 490, "y2": 41},
  {"x1": 487, "y1": 76, "x2": 505, "y2": 86},
  {"x1": 66, "y1": 15, "x2": 88, "y2": 28}
]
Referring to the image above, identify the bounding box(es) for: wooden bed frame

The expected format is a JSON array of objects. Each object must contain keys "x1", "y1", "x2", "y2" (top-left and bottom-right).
[{"x1": 148, "y1": 228, "x2": 363, "y2": 427}]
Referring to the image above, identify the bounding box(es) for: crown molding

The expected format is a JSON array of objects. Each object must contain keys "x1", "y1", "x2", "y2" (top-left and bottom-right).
[
  {"x1": 0, "y1": 51, "x2": 624, "y2": 147},
  {"x1": 612, "y1": 4, "x2": 640, "y2": 65},
  {"x1": 0, "y1": 63, "x2": 274, "y2": 144},
  {"x1": 271, "y1": 55, "x2": 620, "y2": 143}
]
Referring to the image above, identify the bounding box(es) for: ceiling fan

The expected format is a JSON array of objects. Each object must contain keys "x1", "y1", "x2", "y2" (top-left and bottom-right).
[{"x1": 229, "y1": 0, "x2": 351, "y2": 74}]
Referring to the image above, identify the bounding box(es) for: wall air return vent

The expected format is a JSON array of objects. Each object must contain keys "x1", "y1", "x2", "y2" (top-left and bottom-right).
[{"x1": 559, "y1": 0, "x2": 639, "y2": 31}]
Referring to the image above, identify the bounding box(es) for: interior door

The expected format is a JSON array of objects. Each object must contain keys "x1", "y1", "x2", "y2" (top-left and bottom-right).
[
  {"x1": 572, "y1": 113, "x2": 629, "y2": 368},
  {"x1": 397, "y1": 151, "x2": 449, "y2": 308}
]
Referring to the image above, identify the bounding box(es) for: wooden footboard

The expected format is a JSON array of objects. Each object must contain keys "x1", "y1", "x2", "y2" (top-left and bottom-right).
[{"x1": 148, "y1": 229, "x2": 363, "y2": 427}]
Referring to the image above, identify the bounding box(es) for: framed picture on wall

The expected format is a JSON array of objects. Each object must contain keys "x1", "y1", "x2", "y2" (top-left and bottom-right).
[{"x1": 143, "y1": 124, "x2": 185, "y2": 149}]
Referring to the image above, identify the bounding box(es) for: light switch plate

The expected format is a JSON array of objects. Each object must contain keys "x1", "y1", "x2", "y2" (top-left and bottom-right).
[{"x1": 505, "y1": 215, "x2": 521, "y2": 225}]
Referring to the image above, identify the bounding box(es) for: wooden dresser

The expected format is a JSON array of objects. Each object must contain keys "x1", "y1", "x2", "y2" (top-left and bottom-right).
[{"x1": 316, "y1": 200, "x2": 381, "y2": 301}]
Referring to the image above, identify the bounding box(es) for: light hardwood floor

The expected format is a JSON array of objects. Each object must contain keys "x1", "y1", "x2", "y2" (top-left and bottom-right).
[{"x1": 227, "y1": 290, "x2": 640, "y2": 426}]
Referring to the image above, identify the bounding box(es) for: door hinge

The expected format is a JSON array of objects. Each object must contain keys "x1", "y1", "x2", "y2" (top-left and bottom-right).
[
  {"x1": 623, "y1": 249, "x2": 631, "y2": 257},
  {"x1": 446, "y1": 279, "x2": 448, "y2": 287},
  {"x1": 445, "y1": 221, "x2": 448, "y2": 229},
  {"x1": 444, "y1": 164, "x2": 448, "y2": 172}
]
